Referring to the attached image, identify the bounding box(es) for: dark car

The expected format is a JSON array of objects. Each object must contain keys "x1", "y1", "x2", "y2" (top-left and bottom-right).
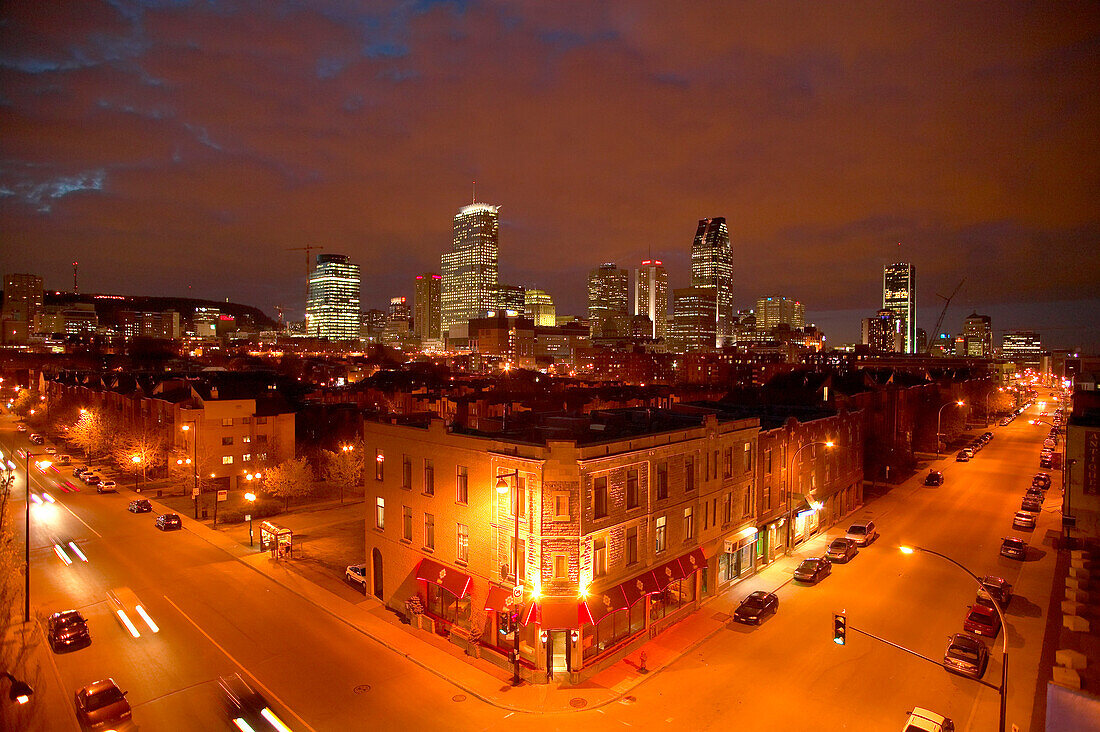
[
  {"x1": 924, "y1": 470, "x2": 944, "y2": 486},
  {"x1": 47, "y1": 610, "x2": 90, "y2": 652},
  {"x1": 793, "y1": 557, "x2": 832, "y2": 583},
  {"x1": 155, "y1": 513, "x2": 182, "y2": 531},
  {"x1": 1000, "y1": 537, "x2": 1028, "y2": 560},
  {"x1": 733, "y1": 591, "x2": 779, "y2": 624},
  {"x1": 825, "y1": 537, "x2": 858, "y2": 563},
  {"x1": 1025, "y1": 487, "x2": 1045, "y2": 503},
  {"x1": 1032, "y1": 473, "x2": 1052, "y2": 490},
  {"x1": 1021, "y1": 497, "x2": 1042, "y2": 514},
  {"x1": 963, "y1": 603, "x2": 1001, "y2": 638},
  {"x1": 81, "y1": 473, "x2": 101, "y2": 486},
  {"x1": 955, "y1": 450, "x2": 971, "y2": 462},
  {"x1": 1039, "y1": 456, "x2": 1053, "y2": 469},
  {"x1": 74, "y1": 678, "x2": 131, "y2": 729},
  {"x1": 976, "y1": 575, "x2": 1012, "y2": 609},
  {"x1": 73, "y1": 465, "x2": 90, "y2": 478},
  {"x1": 127, "y1": 499, "x2": 152, "y2": 514},
  {"x1": 981, "y1": 432, "x2": 993, "y2": 442},
  {"x1": 218, "y1": 673, "x2": 292, "y2": 732},
  {"x1": 943, "y1": 633, "x2": 989, "y2": 679}
]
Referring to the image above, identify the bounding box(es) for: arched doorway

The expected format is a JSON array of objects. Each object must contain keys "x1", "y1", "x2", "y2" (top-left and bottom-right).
[{"x1": 372, "y1": 547, "x2": 383, "y2": 600}]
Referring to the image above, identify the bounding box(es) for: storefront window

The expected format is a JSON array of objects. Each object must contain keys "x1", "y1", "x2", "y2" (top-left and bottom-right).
[
  {"x1": 649, "y1": 574, "x2": 698, "y2": 622},
  {"x1": 582, "y1": 603, "x2": 646, "y2": 661},
  {"x1": 629, "y1": 598, "x2": 646, "y2": 635},
  {"x1": 422, "y1": 583, "x2": 468, "y2": 626}
]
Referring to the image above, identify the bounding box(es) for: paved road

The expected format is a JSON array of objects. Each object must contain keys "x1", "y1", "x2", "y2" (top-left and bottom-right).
[{"x1": 4, "y1": 390, "x2": 1059, "y2": 731}]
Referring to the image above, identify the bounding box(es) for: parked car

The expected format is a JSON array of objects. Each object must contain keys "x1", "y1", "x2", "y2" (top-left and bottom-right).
[
  {"x1": 1024, "y1": 487, "x2": 1045, "y2": 503},
  {"x1": 1039, "y1": 456, "x2": 1053, "y2": 468},
  {"x1": 57, "y1": 454, "x2": 71, "y2": 465},
  {"x1": 924, "y1": 470, "x2": 944, "y2": 486},
  {"x1": 732, "y1": 591, "x2": 780, "y2": 624},
  {"x1": 128, "y1": 499, "x2": 152, "y2": 514},
  {"x1": 345, "y1": 563, "x2": 367, "y2": 589},
  {"x1": 30, "y1": 433, "x2": 44, "y2": 444},
  {"x1": 845, "y1": 521, "x2": 878, "y2": 547},
  {"x1": 74, "y1": 678, "x2": 131, "y2": 729},
  {"x1": 825, "y1": 537, "x2": 859, "y2": 563},
  {"x1": 955, "y1": 450, "x2": 971, "y2": 462},
  {"x1": 963, "y1": 603, "x2": 1001, "y2": 638},
  {"x1": 942, "y1": 633, "x2": 990, "y2": 679},
  {"x1": 73, "y1": 466, "x2": 89, "y2": 477},
  {"x1": 81, "y1": 473, "x2": 101, "y2": 486},
  {"x1": 97, "y1": 480, "x2": 118, "y2": 494},
  {"x1": 1000, "y1": 537, "x2": 1028, "y2": 560},
  {"x1": 16, "y1": 423, "x2": 27, "y2": 432},
  {"x1": 1012, "y1": 511, "x2": 1037, "y2": 530},
  {"x1": 1021, "y1": 497, "x2": 1042, "y2": 514},
  {"x1": 1032, "y1": 473, "x2": 1052, "y2": 489},
  {"x1": 981, "y1": 432, "x2": 993, "y2": 442},
  {"x1": 976, "y1": 576, "x2": 1012, "y2": 609},
  {"x1": 156, "y1": 513, "x2": 182, "y2": 531},
  {"x1": 902, "y1": 707, "x2": 955, "y2": 732},
  {"x1": 47, "y1": 610, "x2": 90, "y2": 651},
  {"x1": 793, "y1": 557, "x2": 832, "y2": 583},
  {"x1": 1043, "y1": 439, "x2": 1056, "y2": 449},
  {"x1": 44, "y1": 446, "x2": 57, "y2": 455}
]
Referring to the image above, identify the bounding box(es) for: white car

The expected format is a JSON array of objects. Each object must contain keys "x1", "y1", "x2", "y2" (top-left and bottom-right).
[
  {"x1": 845, "y1": 521, "x2": 878, "y2": 547},
  {"x1": 902, "y1": 707, "x2": 954, "y2": 732},
  {"x1": 57, "y1": 454, "x2": 71, "y2": 465},
  {"x1": 345, "y1": 564, "x2": 367, "y2": 589},
  {"x1": 97, "y1": 480, "x2": 118, "y2": 494},
  {"x1": 44, "y1": 446, "x2": 57, "y2": 455},
  {"x1": 16, "y1": 424, "x2": 27, "y2": 432}
]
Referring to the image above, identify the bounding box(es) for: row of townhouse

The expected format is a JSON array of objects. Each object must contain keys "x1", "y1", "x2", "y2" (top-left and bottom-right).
[{"x1": 362, "y1": 403, "x2": 863, "y2": 683}]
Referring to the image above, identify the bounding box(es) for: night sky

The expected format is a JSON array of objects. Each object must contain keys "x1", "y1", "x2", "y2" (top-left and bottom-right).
[{"x1": 2, "y1": 2, "x2": 1098, "y2": 350}]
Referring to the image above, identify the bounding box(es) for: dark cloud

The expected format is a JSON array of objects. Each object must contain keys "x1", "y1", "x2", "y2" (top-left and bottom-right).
[{"x1": 1, "y1": 0, "x2": 1098, "y2": 349}]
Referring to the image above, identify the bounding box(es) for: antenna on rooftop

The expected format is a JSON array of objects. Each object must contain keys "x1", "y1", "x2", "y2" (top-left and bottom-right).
[
  {"x1": 73, "y1": 261, "x2": 79, "y2": 294},
  {"x1": 472, "y1": 180, "x2": 476, "y2": 204}
]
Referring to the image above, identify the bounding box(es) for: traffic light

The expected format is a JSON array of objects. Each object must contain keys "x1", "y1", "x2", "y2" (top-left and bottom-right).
[{"x1": 833, "y1": 611, "x2": 847, "y2": 645}]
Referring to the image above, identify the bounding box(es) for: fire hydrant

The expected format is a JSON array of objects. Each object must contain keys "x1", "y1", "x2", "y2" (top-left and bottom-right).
[{"x1": 639, "y1": 650, "x2": 648, "y2": 674}]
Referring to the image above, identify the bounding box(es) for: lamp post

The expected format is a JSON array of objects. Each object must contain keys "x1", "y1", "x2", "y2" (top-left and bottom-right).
[
  {"x1": 0, "y1": 671, "x2": 33, "y2": 705},
  {"x1": 496, "y1": 468, "x2": 522, "y2": 686},
  {"x1": 23, "y1": 452, "x2": 52, "y2": 624},
  {"x1": 784, "y1": 440, "x2": 834, "y2": 552},
  {"x1": 244, "y1": 489, "x2": 258, "y2": 547},
  {"x1": 936, "y1": 400, "x2": 965, "y2": 455},
  {"x1": 182, "y1": 422, "x2": 198, "y2": 519},
  {"x1": 900, "y1": 545, "x2": 1009, "y2": 732},
  {"x1": 131, "y1": 455, "x2": 143, "y2": 493},
  {"x1": 984, "y1": 388, "x2": 1003, "y2": 426}
]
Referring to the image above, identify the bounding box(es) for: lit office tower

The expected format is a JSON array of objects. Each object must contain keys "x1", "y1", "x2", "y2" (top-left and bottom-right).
[
  {"x1": 587, "y1": 263, "x2": 629, "y2": 338},
  {"x1": 963, "y1": 312, "x2": 993, "y2": 358},
  {"x1": 1, "y1": 272, "x2": 44, "y2": 344},
  {"x1": 882, "y1": 262, "x2": 916, "y2": 353},
  {"x1": 496, "y1": 284, "x2": 526, "y2": 315},
  {"x1": 691, "y1": 217, "x2": 734, "y2": 346},
  {"x1": 1002, "y1": 331, "x2": 1041, "y2": 364},
  {"x1": 755, "y1": 295, "x2": 805, "y2": 332},
  {"x1": 670, "y1": 287, "x2": 718, "y2": 352},
  {"x1": 524, "y1": 289, "x2": 557, "y2": 327},
  {"x1": 306, "y1": 254, "x2": 361, "y2": 340},
  {"x1": 634, "y1": 260, "x2": 668, "y2": 340},
  {"x1": 414, "y1": 273, "x2": 442, "y2": 342},
  {"x1": 861, "y1": 309, "x2": 902, "y2": 352},
  {"x1": 441, "y1": 202, "x2": 500, "y2": 336}
]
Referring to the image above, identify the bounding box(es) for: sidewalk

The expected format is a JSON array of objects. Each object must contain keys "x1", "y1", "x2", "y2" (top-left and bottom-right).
[{"x1": 0, "y1": 616, "x2": 80, "y2": 732}]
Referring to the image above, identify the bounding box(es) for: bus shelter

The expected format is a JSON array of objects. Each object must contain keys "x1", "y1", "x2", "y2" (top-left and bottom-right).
[{"x1": 259, "y1": 521, "x2": 293, "y2": 557}]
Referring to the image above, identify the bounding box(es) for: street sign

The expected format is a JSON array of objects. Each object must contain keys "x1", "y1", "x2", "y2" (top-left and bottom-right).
[
  {"x1": 217, "y1": 489, "x2": 228, "y2": 502},
  {"x1": 191, "y1": 487, "x2": 200, "y2": 498},
  {"x1": 512, "y1": 584, "x2": 523, "y2": 600},
  {"x1": 245, "y1": 514, "x2": 251, "y2": 522}
]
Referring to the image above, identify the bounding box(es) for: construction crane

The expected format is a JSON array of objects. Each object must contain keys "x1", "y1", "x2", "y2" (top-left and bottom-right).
[
  {"x1": 927, "y1": 278, "x2": 965, "y2": 352},
  {"x1": 286, "y1": 245, "x2": 324, "y2": 324}
]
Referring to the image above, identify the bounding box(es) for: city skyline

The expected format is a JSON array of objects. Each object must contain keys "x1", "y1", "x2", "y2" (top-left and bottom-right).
[{"x1": 1, "y1": 2, "x2": 1097, "y2": 351}]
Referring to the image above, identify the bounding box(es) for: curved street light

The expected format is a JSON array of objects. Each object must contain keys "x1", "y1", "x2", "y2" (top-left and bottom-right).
[
  {"x1": 936, "y1": 401, "x2": 965, "y2": 455},
  {"x1": 785, "y1": 440, "x2": 835, "y2": 552},
  {"x1": 899, "y1": 545, "x2": 1009, "y2": 732},
  {"x1": 984, "y1": 387, "x2": 1004, "y2": 426}
]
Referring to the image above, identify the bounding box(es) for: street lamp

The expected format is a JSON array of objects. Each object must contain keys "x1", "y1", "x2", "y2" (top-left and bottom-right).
[
  {"x1": 244, "y1": 489, "x2": 258, "y2": 547},
  {"x1": 899, "y1": 545, "x2": 1009, "y2": 732},
  {"x1": 0, "y1": 672, "x2": 33, "y2": 704},
  {"x1": 131, "y1": 455, "x2": 144, "y2": 493},
  {"x1": 784, "y1": 440, "x2": 834, "y2": 552},
  {"x1": 23, "y1": 452, "x2": 51, "y2": 624},
  {"x1": 182, "y1": 422, "x2": 198, "y2": 519},
  {"x1": 496, "y1": 468, "x2": 522, "y2": 686},
  {"x1": 984, "y1": 388, "x2": 1003, "y2": 426},
  {"x1": 936, "y1": 400, "x2": 965, "y2": 455}
]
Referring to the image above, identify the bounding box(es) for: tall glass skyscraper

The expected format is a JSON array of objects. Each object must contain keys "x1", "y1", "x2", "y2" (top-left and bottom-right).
[
  {"x1": 306, "y1": 254, "x2": 361, "y2": 340},
  {"x1": 882, "y1": 262, "x2": 916, "y2": 353},
  {"x1": 441, "y1": 203, "x2": 499, "y2": 336},
  {"x1": 634, "y1": 260, "x2": 668, "y2": 340},
  {"x1": 587, "y1": 262, "x2": 628, "y2": 338},
  {"x1": 414, "y1": 272, "x2": 442, "y2": 342},
  {"x1": 691, "y1": 217, "x2": 733, "y2": 346}
]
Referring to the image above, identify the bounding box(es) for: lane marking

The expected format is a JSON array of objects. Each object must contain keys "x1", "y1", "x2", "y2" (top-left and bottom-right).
[
  {"x1": 56, "y1": 500, "x2": 102, "y2": 538},
  {"x1": 163, "y1": 595, "x2": 317, "y2": 732}
]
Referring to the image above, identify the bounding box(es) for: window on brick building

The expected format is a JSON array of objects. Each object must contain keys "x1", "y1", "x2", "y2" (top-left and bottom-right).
[
  {"x1": 742, "y1": 487, "x2": 752, "y2": 517},
  {"x1": 511, "y1": 475, "x2": 527, "y2": 518},
  {"x1": 553, "y1": 492, "x2": 569, "y2": 521},
  {"x1": 684, "y1": 506, "x2": 694, "y2": 540},
  {"x1": 457, "y1": 523, "x2": 469, "y2": 563},
  {"x1": 655, "y1": 516, "x2": 666, "y2": 553},
  {"x1": 402, "y1": 455, "x2": 412, "y2": 490},
  {"x1": 222, "y1": 436, "x2": 233, "y2": 446},
  {"x1": 553, "y1": 553, "x2": 568, "y2": 579},
  {"x1": 742, "y1": 442, "x2": 752, "y2": 473},
  {"x1": 626, "y1": 468, "x2": 639, "y2": 509},
  {"x1": 765, "y1": 448, "x2": 773, "y2": 474},
  {"x1": 594, "y1": 538, "x2": 607, "y2": 577},
  {"x1": 256, "y1": 417, "x2": 268, "y2": 425},
  {"x1": 375, "y1": 497, "x2": 385, "y2": 530},
  {"x1": 424, "y1": 513, "x2": 435, "y2": 550},
  {"x1": 724, "y1": 447, "x2": 732, "y2": 478},
  {"x1": 456, "y1": 466, "x2": 468, "y2": 504},
  {"x1": 423, "y1": 459, "x2": 435, "y2": 496},
  {"x1": 242, "y1": 454, "x2": 251, "y2": 462},
  {"x1": 255, "y1": 434, "x2": 268, "y2": 443},
  {"x1": 594, "y1": 476, "x2": 608, "y2": 519},
  {"x1": 222, "y1": 456, "x2": 233, "y2": 465},
  {"x1": 626, "y1": 528, "x2": 638, "y2": 566},
  {"x1": 222, "y1": 418, "x2": 233, "y2": 427},
  {"x1": 242, "y1": 436, "x2": 251, "y2": 443},
  {"x1": 724, "y1": 492, "x2": 732, "y2": 524},
  {"x1": 685, "y1": 455, "x2": 696, "y2": 492},
  {"x1": 402, "y1": 506, "x2": 412, "y2": 541},
  {"x1": 713, "y1": 450, "x2": 719, "y2": 480},
  {"x1": 656, "y1": 462, "x2": 669, "y2": 500}
]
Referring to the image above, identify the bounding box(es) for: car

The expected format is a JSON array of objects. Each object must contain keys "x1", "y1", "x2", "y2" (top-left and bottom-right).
[
  {"x1": 345, "y1": 563, "x2": 367, "y2": 588},
  {"x1": 955, "y1": 450, "x2": 971, "y2": 462},
  {"x1": 1025, "y1": 487, "x2": 1045, "y2": 502},
  {"x1": 981, "y1": 432, "x2": 993, "y2": 441},
  {"x1": 1021, "y1": 497, "x2": 1041, "y2": 514},
  {"x1": 156, "y1": 513, "x2": 183, "y2": 531},
  {"x1": 1039, "y1": 456, "x2": 1053, "y2": 469},
  {"x1": 218, "y1": 673, "x2": 293, "y2": 731},
  {"x1": 1033, "y1": 473, "x2": 1052, "y2": 489},
  {"x1": 924, "y1": 470, "x2": 944, "y2": 486},
  {"x1": 845, "y1": 521, "x2": 878, "y2": 547},
  {"x1": 57, "y1": 454, "x2": 71, "y2": 465},
  {"x1": 942, "y1": 633, "x2": 990, "y2": 679},
  {"x1": 44, "y1": 446, "x2": 57, "y2": 455},
  {"x1": 732, "y1": 591, "x2": 780, "y2": 624},
  {"x1": 963, "y1": 603, "x2": 1001, "y2": 637},
  {"x1": 16, "y1": 423, "x2": 27, "y2": 432},
  {"x1": 793, "y1": 557, "x2": 832, "y2": 583},
  {"x1": 73, "y1": 465, "x2": 89, "y2": 477},
  {"x1": 1000, "y1": 417, "x2": 1013, "y2": 426},
  {"x1": 97, "y1": 480, "x2": 117, "y2": 494},
  {"x1": 74, "y1": 678, "x2": 131, "y2": 729},
  {"x1": 127, "y1": 499, "x2": 152, "y2": 513},
  {"x1": 976, "y1": 576, "x2": 1012, "y2": 609},
  {"x1": 902, "y1": 707, "x2": 956, "y2": 732},
  {"x1": 1000, "y1": 537, "x2": 1028, "y2": 560},
  {"x1": 47, "y1": 610, "x2": 90, "y2": 651},
  {"x1": 1012, "y1": 511, "x2": 1036, "y2": 530},
  {"x1": 30, "y1": 433, "x2": 44, "y2": 444},
  {"x1": 825, "y1": 537, "x2": 859, "y2": 563},
  {"x1": 81, "y1": 473, "x2": 101, "y2": 486},
  {"x1": 1043, "y1": 439, "x2": 1055, "y2": 449}
]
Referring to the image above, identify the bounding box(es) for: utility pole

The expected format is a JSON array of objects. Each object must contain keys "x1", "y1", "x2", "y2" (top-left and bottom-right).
[{"x1": 286, "y1": 245, "x2": 324, "y2": 330}]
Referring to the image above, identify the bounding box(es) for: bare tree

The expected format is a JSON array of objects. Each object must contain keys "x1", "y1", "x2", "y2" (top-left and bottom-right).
[
  {"x1": 112, "y1": 427, "x2": 166, "y2": 484},
  {"x1": 263, "y1": 457, "x2": 314, "y2": 510},
  {"x1": 67, "y1": 410, "x2": 113, "y2": 460},
  {"x1": 321, "y1": 442, "x2": 363, "y2": 504}
]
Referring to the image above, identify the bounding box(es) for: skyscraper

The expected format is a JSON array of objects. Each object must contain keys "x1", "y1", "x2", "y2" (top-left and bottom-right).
[
  {"x1": 1, "y1": 273, "x2": 43, "y2": 344},
  {"x1": 414, "y1": 273, "x2": 442, "y2": 343},
  {"x1": 1002, "y1": 331, "x2": 1041, "y2": 364},
  {"x1": 861, "y1": 309, "x2": 903, "y2": 352},
  {"x1": 963, "y1": 312, "x2": 993, "y2": 358},
  {"x1": 524, "y1": 289, "x2": 557, "y2": 327},
  {"x1": 634, "y1": 260, "x2": 668, "y2": 341},
  {"x1": 306, "y1": 254, "x2": 361, "y2": 340},
  {"x1": 670, "y1": 286, "x2": 718, "y2": 352},
  {"x1": 496, "y1": 284, "x2": 526, "y2": 315},
  {"x1": 441, "y1": 202, "x2": 499, "y2": 336},
  {"x1": 587, "y1": 263, "x2": 628, "y2": 338},
  {"x1": 691, "y1": 217, "x2": 734, "y2": 346},
  {"x1": 882, "y1": 262, "x2": 916, "y2": 354},
  {"x1": 755, "y1": 295, "x2": 805, "y2": 332}
]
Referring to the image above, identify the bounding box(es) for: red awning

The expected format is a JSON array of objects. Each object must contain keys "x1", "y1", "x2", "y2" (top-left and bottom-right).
[
  {"x1": 677, "y1": 548, "x2": 708, "y2": 575},
  {"x1": 537, "y1": 601, "x2": 585, "y2": 630},
  {"x1": 416, "y1": 558, "x2": 472, "y2": 598},
  {"x1": 484, "y1": 586, "x2": 517, "y2": 613},
  {"x1": 619, "y1": 571, "x2": 662, "y2": 606},
  {"x1": 583, "y1": 585, "x2": 629, "y2": 624},
  {"x1": 652, "y1": 557, "x2": 687, "y2": 589}
]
